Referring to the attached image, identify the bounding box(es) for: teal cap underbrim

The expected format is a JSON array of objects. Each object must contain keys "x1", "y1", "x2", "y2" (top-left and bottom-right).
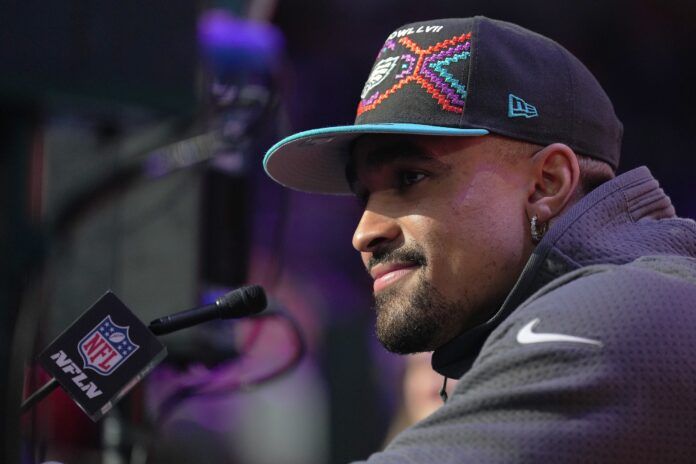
[{"x1": 263, "y1": 123, "x2": 489, "y2": 194}]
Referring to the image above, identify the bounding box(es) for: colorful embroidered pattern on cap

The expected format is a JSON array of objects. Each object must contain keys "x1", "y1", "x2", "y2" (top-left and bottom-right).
[{"x1": 357, "y1": 31, "x2": 472, "y2": 116}]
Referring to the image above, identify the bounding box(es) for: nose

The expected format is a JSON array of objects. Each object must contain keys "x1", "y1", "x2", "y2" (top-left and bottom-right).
[{"x1": 352, "y1": 208, "x2": 402, "y2": 253}]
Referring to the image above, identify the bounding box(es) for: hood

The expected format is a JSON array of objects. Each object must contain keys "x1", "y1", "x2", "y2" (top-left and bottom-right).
[{"x1": 432, "y1": 166, "x2": 696, "y2": 378}]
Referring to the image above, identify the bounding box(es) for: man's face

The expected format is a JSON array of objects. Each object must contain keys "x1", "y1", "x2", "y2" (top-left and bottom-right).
[{"x1": 349, "y1": 134, "x2": 536, "y2": 354}]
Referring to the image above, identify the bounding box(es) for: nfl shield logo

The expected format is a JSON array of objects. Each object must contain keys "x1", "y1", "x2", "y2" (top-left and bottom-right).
[{"x1": 78, "y1": 315, "x2": 139, "y2": 375}]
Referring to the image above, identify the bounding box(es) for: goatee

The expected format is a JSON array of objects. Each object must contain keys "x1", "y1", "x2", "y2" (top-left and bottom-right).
[{"x1": 374, "y1": 268, "x2": 462, "y2": 354}]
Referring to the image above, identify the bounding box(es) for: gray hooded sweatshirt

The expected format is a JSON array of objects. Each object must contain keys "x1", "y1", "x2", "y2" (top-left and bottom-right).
[{"x1": 357, "y1": 167, "x2": 696, "y2": 463}]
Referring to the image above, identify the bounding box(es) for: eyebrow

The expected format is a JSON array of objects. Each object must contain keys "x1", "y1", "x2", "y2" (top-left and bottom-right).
[{"x1": 345, "y1": 141, "x2": 450, "y2": 194}]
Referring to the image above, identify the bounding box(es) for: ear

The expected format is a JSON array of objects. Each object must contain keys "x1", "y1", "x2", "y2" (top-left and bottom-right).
[{"x1": 525, "y1": 143, "x2": 580, "y2": 224}]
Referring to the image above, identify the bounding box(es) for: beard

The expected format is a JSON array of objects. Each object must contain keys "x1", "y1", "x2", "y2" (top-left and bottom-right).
[{"x1": 370, "y1": 246, "x2": 465, "y2": 354}]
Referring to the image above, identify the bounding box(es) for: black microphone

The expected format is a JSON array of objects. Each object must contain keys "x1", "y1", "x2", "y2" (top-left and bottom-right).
[
  {"x1": 23, "y1": 286, "x2": 267, "y2": 419},
  {"x1": 148, "y1": 285, "x2": 267, "y2": 335}
]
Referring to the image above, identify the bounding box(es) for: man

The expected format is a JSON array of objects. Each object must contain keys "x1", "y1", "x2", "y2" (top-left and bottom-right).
[{"x1": 264, "y1": 17, "x2": 696, "y2": 462}]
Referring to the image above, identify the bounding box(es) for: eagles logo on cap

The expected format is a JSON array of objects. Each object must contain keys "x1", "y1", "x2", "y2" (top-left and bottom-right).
[{"x1": 361, "y1": 56, "x2": 400, "y2": 100}]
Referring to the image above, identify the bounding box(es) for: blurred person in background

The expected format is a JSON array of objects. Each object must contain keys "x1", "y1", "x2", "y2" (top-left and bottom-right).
[{"x1": 381, "y1": 352, "x2": 457, "y2": 446}]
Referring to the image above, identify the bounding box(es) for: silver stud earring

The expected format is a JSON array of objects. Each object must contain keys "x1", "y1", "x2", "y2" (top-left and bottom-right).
[{"x1": 530, "y1": 215, "x2": 547, "y2": 243}]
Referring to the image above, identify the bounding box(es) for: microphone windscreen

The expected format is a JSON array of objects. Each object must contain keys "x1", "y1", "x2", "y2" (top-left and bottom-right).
[{"x1": 218, "y1": 285, "x2": 267, "y2": 318}]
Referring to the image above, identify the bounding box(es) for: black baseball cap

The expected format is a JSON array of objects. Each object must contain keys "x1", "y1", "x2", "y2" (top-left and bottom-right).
[{"x1": 264, "y1": 16, "x2": 623, "y2": 194}]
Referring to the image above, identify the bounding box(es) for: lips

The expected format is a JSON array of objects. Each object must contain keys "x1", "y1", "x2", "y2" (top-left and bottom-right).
[{"x1": 370, "y1": 262, "x2": 420, "y2": 292}]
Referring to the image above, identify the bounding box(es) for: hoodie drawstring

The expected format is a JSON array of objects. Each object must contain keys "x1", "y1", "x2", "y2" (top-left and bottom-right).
[{"x1": 439, "y1": 376, "x2": 449, "y2": 403}]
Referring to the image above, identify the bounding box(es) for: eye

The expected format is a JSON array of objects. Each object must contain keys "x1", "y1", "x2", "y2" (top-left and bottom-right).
[{"x1": 397, "y1": 170, "x2": 427, "y2": 188}]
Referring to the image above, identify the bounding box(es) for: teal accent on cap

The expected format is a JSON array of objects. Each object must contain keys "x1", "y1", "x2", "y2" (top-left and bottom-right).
[{"x1": 263, "y1": 123, "x2": 488, "y2": 194}]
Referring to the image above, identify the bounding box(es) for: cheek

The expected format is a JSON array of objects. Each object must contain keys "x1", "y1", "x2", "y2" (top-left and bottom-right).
[
  {"x1": 451, "y1": 166, "x2": 522, "y2": 211},
  {"x1": 431, "y1": 170, "x2": 528, "y2": 293},
  {"x1": 449, "y1": 169, "x2": 527, "y2": 246}
]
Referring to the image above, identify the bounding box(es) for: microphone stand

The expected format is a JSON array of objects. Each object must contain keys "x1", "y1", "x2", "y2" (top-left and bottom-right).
[{"x1": 19, "y1": 378, "x2": 59, "y2": 413}]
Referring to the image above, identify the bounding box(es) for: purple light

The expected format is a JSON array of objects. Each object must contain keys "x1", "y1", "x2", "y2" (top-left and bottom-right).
[
  {"x1": 200, "y1": 287, "x2": 233, "y2": 306},
  {"x1": 198, "y1": 9, "x2": 285, "y2": 75}
]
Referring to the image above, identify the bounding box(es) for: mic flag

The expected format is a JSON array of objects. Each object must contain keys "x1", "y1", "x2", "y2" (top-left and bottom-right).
[{"x1": 37, "y1": 291, "x2": 167, "y2": 421}]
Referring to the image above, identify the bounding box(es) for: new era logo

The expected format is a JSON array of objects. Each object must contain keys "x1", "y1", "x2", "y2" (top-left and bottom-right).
[{"x1": 508, "y1": 94, "x2": 538, "y2": 118}]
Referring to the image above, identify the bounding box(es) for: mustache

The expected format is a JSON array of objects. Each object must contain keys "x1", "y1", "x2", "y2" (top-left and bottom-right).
[{"x1": 367, "y1": 245, "x2": 428, "y2": 272}]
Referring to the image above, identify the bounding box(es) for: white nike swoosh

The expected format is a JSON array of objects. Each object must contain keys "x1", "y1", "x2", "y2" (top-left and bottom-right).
[{"x1": 516, "y1": 318, "x2": 603, "y2": 347}]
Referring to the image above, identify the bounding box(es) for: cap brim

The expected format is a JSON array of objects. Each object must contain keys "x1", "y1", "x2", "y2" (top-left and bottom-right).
[{"x1": 263, "y1": 123, "x2": 489, "y2": 194}]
